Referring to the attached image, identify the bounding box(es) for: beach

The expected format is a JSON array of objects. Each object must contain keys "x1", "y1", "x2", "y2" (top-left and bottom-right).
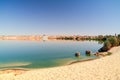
[{"x1": 0, "y1": 46, "x2": 120, "y2": 80}]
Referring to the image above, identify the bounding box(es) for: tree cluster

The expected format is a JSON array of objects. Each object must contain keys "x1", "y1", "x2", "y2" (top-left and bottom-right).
[{"x1": 98, "y1": 34, "x2": 120, "y2": 52}]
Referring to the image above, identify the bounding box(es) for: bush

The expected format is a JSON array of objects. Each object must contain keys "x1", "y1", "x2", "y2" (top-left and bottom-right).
[
  {"x1": 104, "y1": 40, "x2": 112, "y2": 49},
  {"x1": 98, "y1": 35, "x2": 120, "y2": 52},
  {"x1": 108, "y1": 37, "x2": 119, "y2": 47},
  {"x1": 98, "y1": 40, "x2": 112, "y2": 52}
]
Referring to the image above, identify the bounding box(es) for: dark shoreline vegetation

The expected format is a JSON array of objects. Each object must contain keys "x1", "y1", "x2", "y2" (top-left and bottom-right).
[{"x1": 98, "y1": 34, "x2": 120, "y2": 52}]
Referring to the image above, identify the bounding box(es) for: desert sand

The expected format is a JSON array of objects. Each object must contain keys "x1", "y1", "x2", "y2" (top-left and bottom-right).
[{"x1": 0, "y1": 46, "x2": 120, "y2": 80}]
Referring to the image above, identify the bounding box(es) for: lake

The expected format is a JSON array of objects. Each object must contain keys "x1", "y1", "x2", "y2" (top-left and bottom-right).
[{"x1": 0, "y1": 40, "x2": 102, "y2": 69}]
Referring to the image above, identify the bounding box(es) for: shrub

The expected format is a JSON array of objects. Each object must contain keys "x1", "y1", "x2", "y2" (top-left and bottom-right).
[
  {"x1": 98, "y1": 35, "x2": 120, "y2": 52},
  {"x1": 108, "y1": 37, "x2": 119, "y2": 47},
  {"x1": 118, "y1": 34, "x2": 120, "y2": 38},
  {"x1": 98, "y1": 35, "x2": 104, "y2": 40},
  {"x1": 98, "y1": 40, "x2": 112, "y2": 52},
  {"x1": 104, "y1": 40, "x2": 112, "y2": 49}
]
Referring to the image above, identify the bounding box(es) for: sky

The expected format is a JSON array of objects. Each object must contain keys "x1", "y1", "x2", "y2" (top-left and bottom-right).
[{"x1": 0, "y1": 0, "x2": 120, "y2": 35}]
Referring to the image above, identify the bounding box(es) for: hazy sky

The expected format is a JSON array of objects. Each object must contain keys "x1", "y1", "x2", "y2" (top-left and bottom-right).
[{"x1": 0, "y1": 0, "x2": 120, "y2": 35}]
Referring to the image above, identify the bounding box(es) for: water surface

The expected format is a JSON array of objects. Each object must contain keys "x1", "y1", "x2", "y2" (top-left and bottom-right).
[{"x1": 0, "y1": 40, "x2": 102, "y2": 69}]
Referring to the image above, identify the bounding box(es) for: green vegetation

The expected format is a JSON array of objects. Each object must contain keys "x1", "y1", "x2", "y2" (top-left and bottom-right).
[
  {"x1": 108, "y1": 37, "x2": 119, "y2": 47},
  {"x1": 99, "y1": 40, "x2": 112, "y2": 52},
  {"x1": 98, "y1": 34, "x2": 120, "y2": 52},
  {"x1": 56, "y1": 35, "x2": 98, "y2": 41}
]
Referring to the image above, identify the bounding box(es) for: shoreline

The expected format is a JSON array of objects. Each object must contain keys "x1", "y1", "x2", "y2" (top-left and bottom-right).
[
  {"x1": 0, "y1": 46, "x2": 120, "y2": 80},
  {"x1": 68, "y1": 57, "x2": 100, "y2": 65}
]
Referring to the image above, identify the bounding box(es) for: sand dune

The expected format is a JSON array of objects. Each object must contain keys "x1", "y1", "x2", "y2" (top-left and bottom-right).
[{"x1": 0, "y1": 47, "x2": 120, "y2": 80}]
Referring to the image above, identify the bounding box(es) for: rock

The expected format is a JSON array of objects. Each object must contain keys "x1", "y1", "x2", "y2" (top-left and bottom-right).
[
  {"x1": 75, "y1": 52, "x2": 80, "y2": 57},
  {"x1": 94, "y1": 52, "x2": 99, "y2": 56},
  {"x1": 85, "y1": 50, "x2": 91, "y2": 56}
]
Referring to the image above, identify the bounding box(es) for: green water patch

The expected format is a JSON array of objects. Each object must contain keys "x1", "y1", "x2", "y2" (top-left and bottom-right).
[
  {"x1": 17, "y1": 56, "x2": 97, "y2": 69},
  {"x1": 21, "y1": 58, "x2": 74, "y2": 69}
]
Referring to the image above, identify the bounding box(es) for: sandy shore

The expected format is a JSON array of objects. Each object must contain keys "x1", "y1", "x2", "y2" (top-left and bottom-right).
[{"x1": 0, "y1": 47, "x2": 120, "y2": 80}]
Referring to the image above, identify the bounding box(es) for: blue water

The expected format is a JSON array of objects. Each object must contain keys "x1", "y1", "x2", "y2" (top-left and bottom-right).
[{"x1": 0, "y1": 40, "x2": 102, "y2": 69}]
